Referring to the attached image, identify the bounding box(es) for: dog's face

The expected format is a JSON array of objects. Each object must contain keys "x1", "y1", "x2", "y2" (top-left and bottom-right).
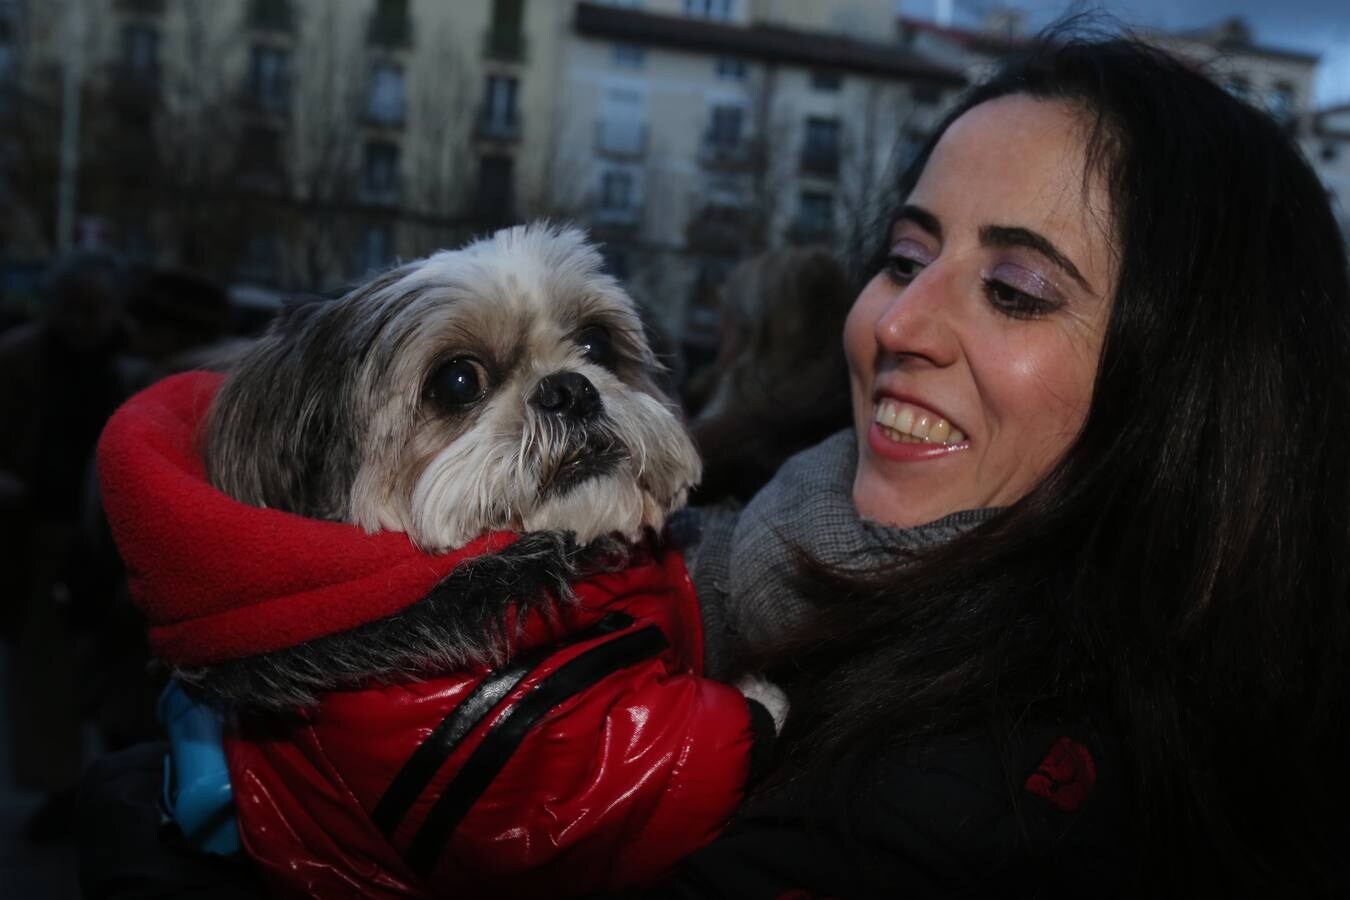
[{"x1": 205, "y1": 224, "x2": 700, "y2": 551}]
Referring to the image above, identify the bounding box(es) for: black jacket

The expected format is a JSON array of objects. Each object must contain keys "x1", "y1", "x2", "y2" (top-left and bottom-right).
[{"x1": 644, "y1": 722, "x2": 1134, "y2": 899}]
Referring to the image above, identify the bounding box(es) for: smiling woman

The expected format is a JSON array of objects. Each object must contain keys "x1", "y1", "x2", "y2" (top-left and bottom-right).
[
  {"x1": 847, "y1": 95, "x2": 1113, "y2": 527},
  {"x1": 670, "y1": 29, "x2": 1350, "y2": 899}
]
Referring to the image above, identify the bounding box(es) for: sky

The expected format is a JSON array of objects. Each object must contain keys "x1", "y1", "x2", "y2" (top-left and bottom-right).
[{"x1": 909, "y1": 0, "x2": 1350, "y2": 107}]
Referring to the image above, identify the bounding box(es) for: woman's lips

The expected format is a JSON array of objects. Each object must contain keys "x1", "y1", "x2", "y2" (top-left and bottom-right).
[
  {"x1": 867, "y1": 397, "x2": 971, "y2": 462},
  {"x1": 872, "y1": 397, "x2": 967, "y2": 445},
  {"x1": 867, "y1": 420, "x2": 971, "y2": 462}
]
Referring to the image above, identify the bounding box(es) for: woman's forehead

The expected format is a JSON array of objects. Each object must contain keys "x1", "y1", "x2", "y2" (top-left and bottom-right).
[{"x1": 907, "y1": 95, "x2": 1115, "y2": 290}]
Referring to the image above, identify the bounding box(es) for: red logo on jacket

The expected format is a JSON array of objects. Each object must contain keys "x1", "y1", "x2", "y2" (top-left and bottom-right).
[{"x1": 1024, "y1": 736, "x2": 1096, "y2": 813}]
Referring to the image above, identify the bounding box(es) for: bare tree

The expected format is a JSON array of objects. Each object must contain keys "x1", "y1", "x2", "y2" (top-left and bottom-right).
[{"x1": 283, "y1": 0, "x2": 367, "y2": 288}]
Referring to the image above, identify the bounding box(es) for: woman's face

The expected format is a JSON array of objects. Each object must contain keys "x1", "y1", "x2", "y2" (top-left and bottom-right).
[{"x1": 846, "y1": 95, "x2": 1116, "y2": 527}]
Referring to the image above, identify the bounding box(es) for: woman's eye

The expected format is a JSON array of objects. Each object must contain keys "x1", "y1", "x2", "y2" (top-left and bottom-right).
[
  {"x1": 983, "y1": 279, "x2": 1058, "y2": 319},
  {"x1": 577, "y1": 324, "x2": 616, "y2": 370},
  {"x1": 983, "y1": 262, "x2": 1064, "y2": 319},
  {"x1": 426, "y1": 357, "x2": 487, "y2": 409},
  {"x1": 883, "y1": 239, "x2": 933, "y2": 285},
  {"x1": 885, "y1": 254, "x2": 926, "y2": 284}
]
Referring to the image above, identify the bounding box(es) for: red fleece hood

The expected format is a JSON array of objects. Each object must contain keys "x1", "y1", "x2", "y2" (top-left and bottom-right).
[{"x1": 96, "y1": 371, "x2": 517, "y2": 667}]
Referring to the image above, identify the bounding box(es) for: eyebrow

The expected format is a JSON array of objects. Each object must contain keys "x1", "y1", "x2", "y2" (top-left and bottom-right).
[
  {"x1": 894, "y1": 204, "x2": 942, "y2": 242},
  {"x1": 893, "y1": 204, "x2": 1095, "y2": 295},
  {"x1": 979, "y1": 225, "x2": 1094, "y2": 294}
]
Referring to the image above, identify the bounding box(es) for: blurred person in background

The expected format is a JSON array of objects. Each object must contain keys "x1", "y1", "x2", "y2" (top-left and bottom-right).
[
  {"x1": 0, "y1": 252, "x2": 127, "y2": 839},
  {"x1": 69, "y1": 267, "x2": 241, "y2": 759},
  {"x1": 685, "y1": 246, "x2": 855, "y2": 506}
]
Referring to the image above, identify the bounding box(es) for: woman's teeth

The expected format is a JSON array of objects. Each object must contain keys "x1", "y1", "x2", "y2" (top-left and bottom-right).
[{"x1": 873, "y1": 399, "x2": 967, "y2": 445}]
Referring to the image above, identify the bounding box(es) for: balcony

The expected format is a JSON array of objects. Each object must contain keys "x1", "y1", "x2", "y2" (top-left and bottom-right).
[
  {"x1": 685, "y1": 204, "x2": 749, "y2": 253},
  {"x1": 239, "y1": 89, "x2": 290, "y2": 119},
  {"x1": 483, "y1": 27, "x2": 527, "y2": 62},
  {"x1": 594, "y1": 119, "x2": 647, "y2": 159},
  {"x1": 477, "y1": 110, "x2": 521, "y2": 143},
  {"x1": 785, "y1": 217, "x2": 834, "y2": 246},
  {"x1": 698, "y1": 136, "x2": 753, "y2": 171},
  {"x1": 593, "y1": 203, "x2": 641, "y2": 228},
  {"x1": 359, "y1": 180, "x2": 402, "y2": 208},
  {"x1": 799, "y1": 145, "x2": 839, "y2": 178}
]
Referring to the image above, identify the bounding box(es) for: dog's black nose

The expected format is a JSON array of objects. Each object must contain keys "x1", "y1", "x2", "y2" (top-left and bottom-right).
[{"x1": 532, "y1": 372, "x2": 602, "y2": 420}]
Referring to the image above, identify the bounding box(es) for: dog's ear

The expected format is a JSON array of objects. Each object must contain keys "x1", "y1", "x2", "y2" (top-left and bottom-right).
[
  {"x1": 202, "y1": 263, "x2": 420, "y2": 519},
  {"x1": 202, "y1": 299, "x2": 362, "y2": 520}
]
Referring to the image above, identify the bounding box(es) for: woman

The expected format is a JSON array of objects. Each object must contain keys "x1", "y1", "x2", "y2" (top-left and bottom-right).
[{"x1": 676, "y1": 33, "x2": 1350, "y2": 898}]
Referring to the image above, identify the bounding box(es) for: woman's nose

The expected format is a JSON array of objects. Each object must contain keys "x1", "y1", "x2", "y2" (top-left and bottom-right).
[{"x1": 873, "y1": 266, "x2": 960, "y2": 368}]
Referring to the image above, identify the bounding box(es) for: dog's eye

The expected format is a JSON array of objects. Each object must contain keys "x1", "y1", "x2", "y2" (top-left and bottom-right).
[
  {"x1": 577, "y1": 325, "x2": 616, "y2": 370},
  {"x1": 426, "y1": 358, "x2": 487, "y2": 409}
]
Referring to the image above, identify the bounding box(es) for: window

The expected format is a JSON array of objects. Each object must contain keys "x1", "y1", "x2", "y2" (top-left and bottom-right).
[
  {"x1": 597, "y1": 87, "x2": 646, "y2": 156},
  {"x1": 810, "y1": 70, "x2": 842, "y2": 92},
  {"x1": 476, "y1": 155, "x2": 515, "y2": 222},
  {"x1": 356, "y1": 223, "x2": 394, "y2": 275},
  {"x1": 368, "y1": 0, "x2": 410, "y2": 47},
  {"x1": 597, "y1": 167, "x2": 640, "y2": 224},
  {"x1": 491, "y1": 0, "x2": 524, "y2": 33},
  {"x1": 248, "y1": 0, "x2": 292, "y2": 32},
  {"x1": 600, "y1": 170, "x2": 635, "y2": 211},
  {"x1": 248, "y1": 45, "x2": 289, "y2": 113},
  {"x1": 363, "y1": 141, "x2": 401, "y2": 199},
  {"x1": 0, "y1": 17, "x2": 14, "y2": 91},
  {"x1": 367, "y1": 63, "x2": 405, "y2": 125},
  {"x1": 706, "y1": 104, "x2": 743, "y2": 149},
  {"x1": 612, "y1": 43, "x2": 645, "y2": 68},
  {"x1": 486, "y1": 0, "x2": 526, "y2": 60},
  {"x1": 705, "y1": 173, "x2": 745, "y2": 207},
  {"x1": 684, "y1": 0, "x2": 733, "y2": 21},
  {"x1": 480, "y1": 75, "x2": 519, "y2": 138},
  {"x1": 1267, "y1": 81, "x2": 1296, "y2": 124},
  {"x1": 715, "y1": 56, "x2": 746, "y2": 81},
  {"x1": 801, "y1": 117, "x2": 840, "y2": 175},
  {"x1": 122, "y1": 24, "x2": 160, "y2": 82},
  {"x1": 795, "y1": 190, "x2": 833, "y2": 241},
  {"x1": 240, "y1": 125, "x2": 282, "y2": 175}
]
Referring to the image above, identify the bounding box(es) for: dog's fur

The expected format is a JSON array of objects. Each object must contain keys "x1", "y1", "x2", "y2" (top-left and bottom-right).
[{"x1": 191, "y1": 224, "x2": 700, "y2": 709}]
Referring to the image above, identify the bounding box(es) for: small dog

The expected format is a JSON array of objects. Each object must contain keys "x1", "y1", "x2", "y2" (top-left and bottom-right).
[{"x1": 189, "y1": 223, "x2": 703, "y2": 708}]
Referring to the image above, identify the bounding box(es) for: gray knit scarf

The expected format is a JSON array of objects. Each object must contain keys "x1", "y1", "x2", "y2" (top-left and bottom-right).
[{"x1": 687, "y1": 429, "x2": 998, "y2": 678}]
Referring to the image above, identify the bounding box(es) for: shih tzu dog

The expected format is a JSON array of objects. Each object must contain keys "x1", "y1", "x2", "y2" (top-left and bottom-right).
[{"x1": 187, "y1": 223, "x2": 702, "y2": 709}]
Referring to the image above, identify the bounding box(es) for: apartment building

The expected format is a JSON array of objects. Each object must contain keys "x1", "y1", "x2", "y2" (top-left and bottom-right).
[
  {"x1": 5, "y1": 0, "x2": 966, "y2": 338},
  {"x1": 563, "y1": 0, "x2": 963, "y2": 337},
  {"x1": 1306, "y1": 104, "x2": 1350, "y2": 239},
  {"x1": 1148, "y1": 18, "x2": 1318, "y2": 131},
  {"x1": 896, "y1": 14, "x2": 1347, "y2": 244}
]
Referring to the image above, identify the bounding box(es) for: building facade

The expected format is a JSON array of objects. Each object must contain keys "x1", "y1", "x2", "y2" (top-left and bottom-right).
[
  {"x1": 562, "y1": 0, "x2": 963, "y2": 339},
  {"x1": 1305, "y1": 104, "x2": 1350, "y2": 239},
  {"x1": 3, "y1": 0, "x2": 967, "y2": 343}
]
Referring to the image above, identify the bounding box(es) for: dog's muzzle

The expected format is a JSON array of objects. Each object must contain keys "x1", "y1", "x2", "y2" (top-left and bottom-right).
[{"x1": 532, "y1": 372, "x2": 601, "y2": 422}]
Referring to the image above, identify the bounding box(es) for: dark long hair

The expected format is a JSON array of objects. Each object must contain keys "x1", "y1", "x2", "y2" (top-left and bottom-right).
[{"x1": 769, "y1": 34, "x2": 1350, "y2": 893}]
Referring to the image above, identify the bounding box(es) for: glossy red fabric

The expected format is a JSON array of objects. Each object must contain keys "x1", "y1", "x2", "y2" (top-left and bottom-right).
[
  {"x1": 225, "y1": 545, "x2": 754, "y2": 899},
  {"x1": 96, "y1": 371, "x2": 518, "y2": 666}
]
